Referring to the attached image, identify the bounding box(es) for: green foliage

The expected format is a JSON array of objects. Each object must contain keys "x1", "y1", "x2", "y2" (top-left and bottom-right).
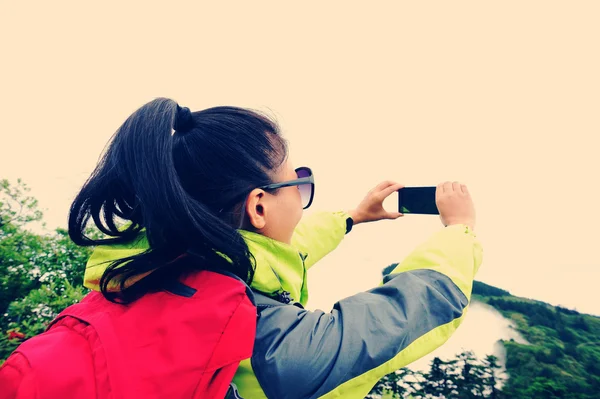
[
  {"x1": 523, "y1": 377, "x2": 568, "y2": 399},
  {"x1": 487, "y1": 297, "x2": 560, "y2": 329},
  {"x1": 366, "y1": 368, "x2": 415, "y2": 399},
  {"x1": 472, "y1": 281, "x2": 510, "y2": 297},
  {"x1": 0, "y1": 235, "x2": 41, "y2": 316},
  {"x1": 367, "y1": 351, "x2": 504, "y2": 399},
  {"x1": 0, "y1": 179, "x2": 93, "y2": 363},
  {"x1": 483, "y1": 291, "x2": 600, "y2": 398},
  {"x1": 0, "y1": 280, "x2": 88, "y2": 360},
  {"x1": 556, "y1": 305, "x2": 580, "y2": 316},
  {"x1": 0, "y1": 178, "x2": 43, "y2": 227},
  {"x1": 0, "y1": 227, "x2": 92, "y2": 314},
  {"x1": 422, "y1": 356, "x2": 459, "y2": 398},
  {"x1": 0, "y1": 180, "x2": 47, "y2": 314}
]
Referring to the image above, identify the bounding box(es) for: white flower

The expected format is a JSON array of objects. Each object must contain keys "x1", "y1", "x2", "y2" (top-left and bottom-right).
[
  {"x1": 31, "y1": 304, "x2": 55, "y2": 319},
  {"x1": 29, "y1": 266, "x2": 41, "y2": 278},
  {"x1": 39, "y1": 272, "x2": 52, "y2": 283},
  {"x1": 40, "y1": 306, "x2": 55, "y2": 318},
  {"x1": 31, "y1": 304, "x2": 45, "y2": 314}
]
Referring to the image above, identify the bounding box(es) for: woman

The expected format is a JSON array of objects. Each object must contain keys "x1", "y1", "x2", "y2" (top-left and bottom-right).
[{"x1": 0, "y1": 98, "x2": 482, "y2": 399}]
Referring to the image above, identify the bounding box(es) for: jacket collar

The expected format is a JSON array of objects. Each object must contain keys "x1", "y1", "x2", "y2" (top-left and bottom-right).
[
  {"x1": 238, "y1": 230, "x2": 308, "y2": 304},
  {"x1": 83, "y1": 229, "x2": 309, "y2": 305}
]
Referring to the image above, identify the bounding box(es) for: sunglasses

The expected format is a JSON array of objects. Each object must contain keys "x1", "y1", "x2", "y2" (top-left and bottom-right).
[
  {"x1": 258, "y1": 166, "x2": 315, "y2": 209},
  {"x1": 219, "y1": 166, "x2": 315, "y2": 216}
]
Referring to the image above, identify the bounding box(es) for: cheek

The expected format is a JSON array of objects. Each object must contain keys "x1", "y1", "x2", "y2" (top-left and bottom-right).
[
  {"x1": 293, "y1": 189, "x2": 304, "y2": 220},
  {"x1": 294, "y1": 186, "x2": 303, "y2": 206},
  {"x1": 286, "y1": 188, "x2": 303, "y2": 222}
]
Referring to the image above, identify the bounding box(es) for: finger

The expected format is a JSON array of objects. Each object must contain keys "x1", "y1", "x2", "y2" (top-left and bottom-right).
[
  {"x1": 461, "y1": 184, "x2": 469, "y2": 195},
  {"x1": 372, "y1": 180, "x2": 397, "y2": 193},
  {"x1": 443, "y1": 181, "x2": 453, "y2": 193},
  {"x1": 436, "y1": 183, "x2": 443, "y2": 202},
  {"x1": 379, "y1": 182, "x2": 405, "y2": 199},
  {"x1": 452, "y1": 181, "x2": 461, "y2": 193},
  {"x1": 368, "y1": 181, "x2": 390, "y2": 194},
  {"x1": 438, "y1": 181, "x2": 447, "y2": 193}
]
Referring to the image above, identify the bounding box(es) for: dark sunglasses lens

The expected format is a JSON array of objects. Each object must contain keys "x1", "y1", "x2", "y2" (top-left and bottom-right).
[{"x1": 296, "y1": 168, "x2": 313, "y2": 208}]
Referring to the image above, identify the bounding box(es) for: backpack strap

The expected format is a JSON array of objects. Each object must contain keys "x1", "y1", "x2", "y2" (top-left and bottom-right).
[
  {"x1": 48, "y1": 302, "x2": 135, "y2": 399},
  {"x1": 172, "y1": 267, "x2": 257, "y2": 306}
]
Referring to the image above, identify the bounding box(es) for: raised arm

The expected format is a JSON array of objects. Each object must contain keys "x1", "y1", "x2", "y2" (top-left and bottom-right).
[
  {"x1": 251, "y1": 223, "x2": 483, "y2": 399},
  {"x1": 248, "y1": 181, "x2": 480, "y2": 399},
  {"x1": 291, "y1": 181, "x2": 405, "y2": 269},
  {"x1": 290, "y1": 210, "x2": 349, "y2": 269}
]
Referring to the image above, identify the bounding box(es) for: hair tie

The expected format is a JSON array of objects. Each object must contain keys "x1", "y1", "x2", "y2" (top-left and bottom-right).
[{"x1": 173, "y1": 105, "x2": 194, "y2": 133}]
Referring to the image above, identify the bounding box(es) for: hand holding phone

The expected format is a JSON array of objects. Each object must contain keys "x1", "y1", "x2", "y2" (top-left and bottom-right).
[
  {"x1": 397, "y1": 187, "x2": 439, "y2": 214},
  {"x1": 436, "y1": 181, "x2": 476, "y2": 230},
  {"x1": 398, "y1": 182, "x2": 476, "y2": 230}
]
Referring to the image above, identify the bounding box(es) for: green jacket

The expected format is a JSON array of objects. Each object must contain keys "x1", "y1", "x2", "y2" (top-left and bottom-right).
[{"x1": 83, "y1": 211, "x2": 483, "y2": 399}]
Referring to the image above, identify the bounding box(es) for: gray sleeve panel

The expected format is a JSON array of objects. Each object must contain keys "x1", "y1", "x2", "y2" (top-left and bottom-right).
[{"x1": 251, "y1": 269, "x2": 469, "y2": 399}]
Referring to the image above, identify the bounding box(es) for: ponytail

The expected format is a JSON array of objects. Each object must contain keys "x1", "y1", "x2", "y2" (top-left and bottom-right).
[{"x1": 69, "y1": 98, "x2": 285, "y2": 303}]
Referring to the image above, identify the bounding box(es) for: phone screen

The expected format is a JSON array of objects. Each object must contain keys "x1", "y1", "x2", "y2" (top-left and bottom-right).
[{"x1": 398, "y1": 187, "x2": 439, "y2": 215}]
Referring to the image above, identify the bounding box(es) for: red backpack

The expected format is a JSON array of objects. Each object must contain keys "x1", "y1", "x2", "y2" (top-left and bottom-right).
[{"x1": 0, "y1": 270, "x2": 257, "y2": 399}]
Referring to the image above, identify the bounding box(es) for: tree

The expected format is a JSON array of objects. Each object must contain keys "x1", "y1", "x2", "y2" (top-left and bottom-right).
[
  {"x1": 481, "y1": 355, "x2": 504, "y2": 399},
  {"x1": 1, "y1": 279, "x2": 88, "y2": 360},
  {"x1": 0, "y1": 178, "x2": 43, "y2": 228},
  {"x1": 558, "y1": 326, "x2": 577, "y2": 343},
  {"x1": 455, "y1": 351, "x2": 487, "y2": 398},
  {"x1": 391, "y1": 368, "x2": 417, "y2": 398},
  {"x1": 573, "y1": 315, "x2": 590, "y2": 332},
  {"x1": 523, "y1": 377, "x2": 567, "y2": 399},
  {"x1": 0, "y1": 179, "x2": 93, "y2": 363},
  {"x1": 367, "y1": 368, "x2": 416, "y2": 399},
  {"x1": 366, "y1": 370, "x2": 396, "y2": 398},
  {"x1": 368, "y1": 351, "x2": 509, "y2": 399},
  {"x1": 472, "y1": 281, "x2": 510, "y2": 297},
  {"x1": 422, "y1": 357, "x2": 459, "y2": 398},
  {"x1": 0, "y1": 179, "x2": 46, "y2": 314}
]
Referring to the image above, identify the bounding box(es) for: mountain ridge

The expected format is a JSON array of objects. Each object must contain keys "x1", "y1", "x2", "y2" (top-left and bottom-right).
[
  {"x1": 371, "y1": 268, "x2": 600, "y2": 398},
  {"x1": 472, "y1": 280, "x2": 600, "y2": 398}
]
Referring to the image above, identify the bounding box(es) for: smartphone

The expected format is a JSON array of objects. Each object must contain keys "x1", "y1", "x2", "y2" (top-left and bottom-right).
[{"x1": 398, "y1": 187, "x2": 439, "y2": 215}]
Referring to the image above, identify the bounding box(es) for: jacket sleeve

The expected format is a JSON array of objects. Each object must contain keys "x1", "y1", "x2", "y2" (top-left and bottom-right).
[
  {"x1": 250, "y1": 224, "x2": 483, "y2": 399},
  {"x1": 290, "y1": 211, "x2": 350, "y2": 270}
]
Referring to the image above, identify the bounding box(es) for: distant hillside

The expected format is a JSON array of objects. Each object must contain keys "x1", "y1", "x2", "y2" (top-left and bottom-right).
[
  {"x1": 369, "y1": 278, "x2": 600, "y2": 399},
  {"x1": 472, "y1": 281, "x2": 600, "y2": 398},
  {"x1": 472, "y1": 280, "x2": 511, "y2": 298}
]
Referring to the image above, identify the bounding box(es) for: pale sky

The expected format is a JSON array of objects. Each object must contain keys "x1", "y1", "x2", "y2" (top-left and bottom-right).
[{"x1": 1, "y1": 2, "x2": 599, "y2": 316}]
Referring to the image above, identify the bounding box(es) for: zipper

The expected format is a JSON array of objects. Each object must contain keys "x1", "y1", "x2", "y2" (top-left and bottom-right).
[{"x1": 268, "y1": 265, "x2": 293, "y2": 304}]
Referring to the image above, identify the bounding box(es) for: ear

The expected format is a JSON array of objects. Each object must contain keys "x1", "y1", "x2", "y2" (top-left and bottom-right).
[{"x1": 245, "y1": 188, "x2": 267, "y2": 230}]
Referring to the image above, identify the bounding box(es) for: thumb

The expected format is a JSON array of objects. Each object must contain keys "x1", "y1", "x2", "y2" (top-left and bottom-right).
[{"x1": 387, "y1": 212, "x2": 404, "y2": 219}]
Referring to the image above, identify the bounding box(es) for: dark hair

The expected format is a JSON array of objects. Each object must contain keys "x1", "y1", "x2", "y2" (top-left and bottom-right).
[{"x1": 69, "y1": 98, "x2": 288, "y2": 303}]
